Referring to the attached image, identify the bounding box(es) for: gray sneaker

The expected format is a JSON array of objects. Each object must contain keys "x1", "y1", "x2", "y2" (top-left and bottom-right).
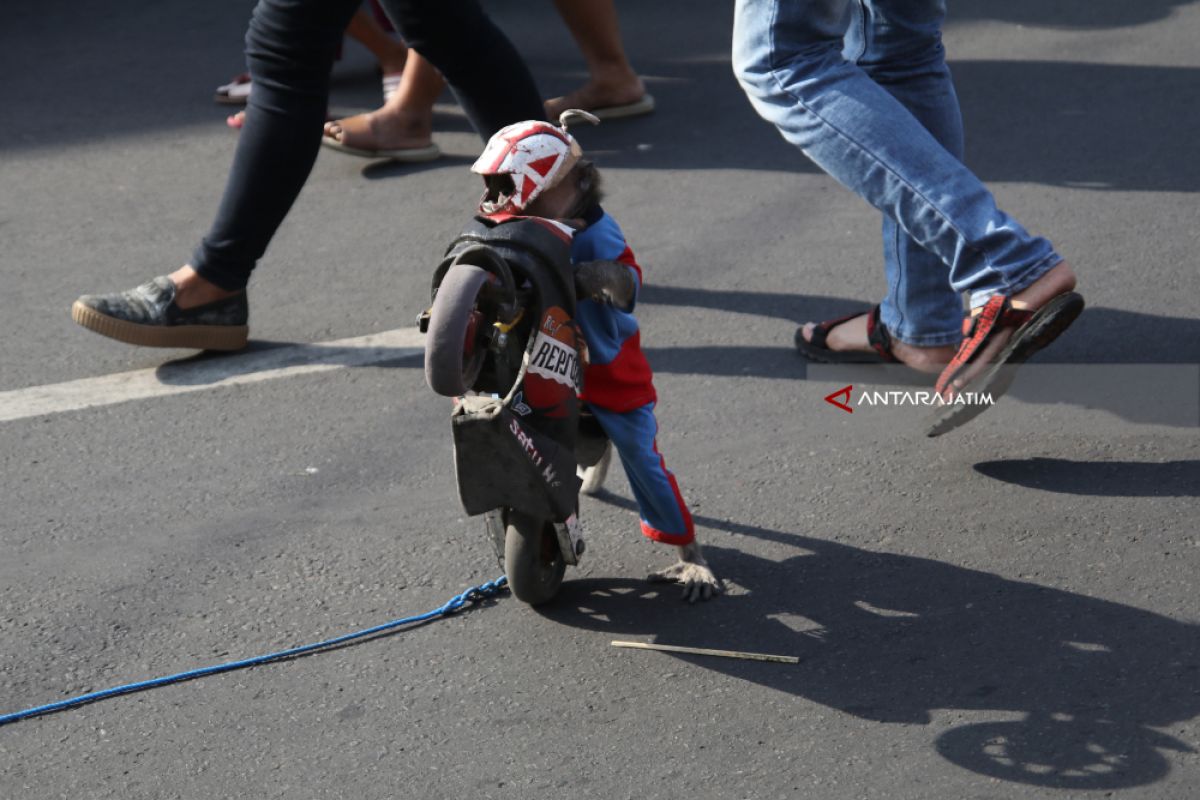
[{"x1": 72, "y1": 276, "x2": 249, "y2": 351}]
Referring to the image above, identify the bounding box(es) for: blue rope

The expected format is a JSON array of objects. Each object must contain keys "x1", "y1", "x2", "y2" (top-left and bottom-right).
[{"x1": 0, "y1": 575, "x2": 507, "y2": 728}]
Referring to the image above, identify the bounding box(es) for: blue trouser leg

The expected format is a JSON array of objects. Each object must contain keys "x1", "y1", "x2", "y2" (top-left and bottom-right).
[
  {"x1": 587, "y1": 403, "x2": 694, "y2": 546},
  {"x1": 733, "y1": 0, "x2": 1062, "y2": 315}
]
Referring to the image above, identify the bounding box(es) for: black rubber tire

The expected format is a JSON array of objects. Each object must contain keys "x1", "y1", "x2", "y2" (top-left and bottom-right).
[
  {"x1": 504, "y1": 510, "x2": 566, "y2": 606},
  {"x1": 425, "y1": 264, "x2": 491, "y2": 396}
]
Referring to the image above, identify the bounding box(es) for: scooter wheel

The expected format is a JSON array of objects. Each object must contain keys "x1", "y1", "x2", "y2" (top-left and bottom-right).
[
  {"x1": 425, "y1": 264, "x2": 491, "y2": 397},
  {"x1": 504, "y1": 510, "x2": 566, "y2": 605}
]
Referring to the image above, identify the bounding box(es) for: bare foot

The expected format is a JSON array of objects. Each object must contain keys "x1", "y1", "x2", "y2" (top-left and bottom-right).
[
  {"x1": 323, "y1": 107, "x2": 433, "y2": 152},
  {"x1": 544, "y1": 74, "x2": 647, "y2": 119},
  {"x1": 942, "y1": 261, "x2": 1078, "y2": 394},
  {"x1": 167, "y1": 266, "x2": 239, "y2": 310},
  {"x1": 798, "y1": 314, "x2": 957, "y2": 374},
  {"x1": 648, "y1": 542, "x2": 722, "y2": 603}
]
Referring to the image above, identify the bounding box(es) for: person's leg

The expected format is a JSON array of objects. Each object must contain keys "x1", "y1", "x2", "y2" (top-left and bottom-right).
[
  {"x1": 852, "y1": 0, "x2": 963, "y2": 350},
  {"x1": 71, "y1": 0, "x2": 361, "y2": 349},
  {"x1": 796, "y1": 0, "x2": 963, "y2": 370},
  {"x1": 322, "y1": 50, "x2": 443, "y2": 154},
  {"x1": 344, "y1": 6, "x2": 408, "y2": 76},
  {"x1": 190, "y1": 0, "x2": 362, "y2": 294},
  {"x1": 733, "y1": 0, "x2": 1066, "y2": 309},
  {"x1": 199, "y1": 0, "x2": 540, "y2": 285},
  {"x1": 378, "y1": 0, "x2": 543, "y2": 138},
  {"x1": 544, "y1": 0, "x2": 648, "y2": 119}
]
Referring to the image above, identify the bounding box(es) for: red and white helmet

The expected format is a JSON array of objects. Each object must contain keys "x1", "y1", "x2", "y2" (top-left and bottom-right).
[{"x1": 471, "y1": 111, "x2": 598, "y2": 215}]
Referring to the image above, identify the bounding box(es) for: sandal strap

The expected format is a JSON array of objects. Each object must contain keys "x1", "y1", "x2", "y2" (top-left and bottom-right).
[
  {"x1": 936, "y1": 295, "x2": 1035, "y2": 396},
  {"x1": 807, "y1": 305, "x2": 897, "y2": 361},
  {"x1": 807, "y1": 310, "x2": 868, "y2": 350},
  {"x1": 865, "y1": 305, "x2": 897, "y2": 362}
]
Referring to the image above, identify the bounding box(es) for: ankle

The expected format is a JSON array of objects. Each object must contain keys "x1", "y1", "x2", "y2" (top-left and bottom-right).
[
  {"x1": 373, "y1": 106, "x2": 433, "y2": 136},
  {"x1": 892, "y1": 340, "x2": 957, "y2": 374},
  {"x1": 168, "y1": 266, "x2": 238, "y2": 309},
  {"x1": 1011, "y1": 261, "x2": 1077, "y2": 311},
  {"x1": 588, "y1": 64, "x2": 642, "y2": 90},
  {"x1": 377, "y1": 47, "x2": 407, "y2": 76}
]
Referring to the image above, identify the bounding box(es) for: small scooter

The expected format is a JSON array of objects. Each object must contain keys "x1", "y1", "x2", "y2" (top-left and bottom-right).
[{"x1": 419, "y1": 214, "x2": 612, "y2": 605}]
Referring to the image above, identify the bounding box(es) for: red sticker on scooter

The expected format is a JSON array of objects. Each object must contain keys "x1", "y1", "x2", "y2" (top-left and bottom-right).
[{"x1": 523, "y1": 306, "x2": 580, "y2": 416}]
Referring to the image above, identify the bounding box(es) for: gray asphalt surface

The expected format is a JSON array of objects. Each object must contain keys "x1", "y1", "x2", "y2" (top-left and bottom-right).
[{"x1": 2, "y1": 1, "x2": 1199, "y2": 798}]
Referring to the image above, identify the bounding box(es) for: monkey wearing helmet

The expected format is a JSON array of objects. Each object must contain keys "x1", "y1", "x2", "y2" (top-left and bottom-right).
[{"x1": 470, "y1": 112, "x2": 721, "y2": 602}]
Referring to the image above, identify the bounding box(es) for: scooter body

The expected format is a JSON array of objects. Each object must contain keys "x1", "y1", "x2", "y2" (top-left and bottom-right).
[{"x1": 421, "y1": 215, "x2": 607, "y2": 604}]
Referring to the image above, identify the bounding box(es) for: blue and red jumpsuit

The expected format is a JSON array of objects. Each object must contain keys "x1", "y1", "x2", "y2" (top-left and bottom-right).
[{"x1": 571, "y1": 205, "x2": 695, "y2": 546}]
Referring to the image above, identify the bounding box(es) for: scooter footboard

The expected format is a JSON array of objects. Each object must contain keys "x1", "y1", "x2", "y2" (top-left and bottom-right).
[{"x1": 452, "y1": 396, "x2": 581, "y2": 521}]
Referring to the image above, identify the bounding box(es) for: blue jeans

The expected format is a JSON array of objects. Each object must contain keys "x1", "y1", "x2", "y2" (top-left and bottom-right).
[{"x1": 733, "y1": 0, "x2": 1062, "y2": 345}]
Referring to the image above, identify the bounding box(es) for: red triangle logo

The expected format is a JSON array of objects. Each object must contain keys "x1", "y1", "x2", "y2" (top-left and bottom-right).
[
  {"x1": 824, "y1": 385, "x2": 854, "y2": 413},
  {"x1": 518, "y1": 175, "x2": 536, "y2": 204},
  {"x1": 528, "y1": 155, "x2": 558, "y2": 178}
]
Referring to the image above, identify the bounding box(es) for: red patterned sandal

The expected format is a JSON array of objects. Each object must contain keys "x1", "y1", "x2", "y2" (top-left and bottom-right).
[
  {"x1": 794, "y1": 305, "x2": 897, "y2": 364},
  {"x1": 927, "y1": 291, "x2": 1084, "y2": 437}
]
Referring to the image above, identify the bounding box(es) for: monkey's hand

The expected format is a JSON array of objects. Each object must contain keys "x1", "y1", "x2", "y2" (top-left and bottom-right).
[
  {"x1": 648, "y1": 542, "x2": 723, "y2": 603},
  {"x1": 574, "y1": 260, "x2": 636, "y2": 309}
]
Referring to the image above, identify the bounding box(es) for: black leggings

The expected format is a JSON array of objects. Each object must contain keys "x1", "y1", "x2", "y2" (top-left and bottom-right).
[{"x1": 192, "y1": 0, "x2": 544, "y2": 290}]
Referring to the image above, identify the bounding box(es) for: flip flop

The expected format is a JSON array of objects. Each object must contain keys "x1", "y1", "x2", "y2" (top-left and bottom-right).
[
  {"x1": 214, "y1": 73, "x2": 252, "y2": 106},
  {"x1": 589, "y1": 93, "x2": 655, "y2": 121},
  {"x1": 927, "y1": 291, "x2": 1085, "y2": 437},
  {"x1": 794, "y1": 305, "x2": 897, "y2": 364},
  {"x1": 320, "y1": 134, "x2": 441, "y2": 162}
]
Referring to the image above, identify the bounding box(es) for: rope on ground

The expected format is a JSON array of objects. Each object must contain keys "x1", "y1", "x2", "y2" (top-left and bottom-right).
[{"x1": 0, "y1": 575, "x2": 508, "y2": 728}]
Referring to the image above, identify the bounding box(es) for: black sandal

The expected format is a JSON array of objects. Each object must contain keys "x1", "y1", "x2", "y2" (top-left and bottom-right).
[{"x1": 794, "y1": 305, "x2": 897, "y2": 364}]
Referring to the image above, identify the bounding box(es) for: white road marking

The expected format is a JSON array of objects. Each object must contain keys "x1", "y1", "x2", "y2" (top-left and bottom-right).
[{"x1": 0, "y1": 328, "x2": 426, "y2": 424}]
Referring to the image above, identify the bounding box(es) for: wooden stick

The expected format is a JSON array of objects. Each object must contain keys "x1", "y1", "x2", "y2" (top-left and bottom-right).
[{"x1": 610, "y1": 640, "x2": 799, "y2": 664}]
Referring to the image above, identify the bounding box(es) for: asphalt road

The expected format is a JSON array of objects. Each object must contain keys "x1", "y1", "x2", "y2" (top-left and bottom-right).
[{"x1": 2, "y1": 1, "x2": 1199, "y2": 798}]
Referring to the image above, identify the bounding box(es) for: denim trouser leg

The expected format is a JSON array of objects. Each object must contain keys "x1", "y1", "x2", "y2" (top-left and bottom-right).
[
  {"x1": 192, "y1": 0, "x2": 544, "y2": 291},
  {"x1": 732, "y1": 0, "x2": 1062, "y2": 319},
  {"x1": 847, "y1": 0, "x2": 962, "y2": 344}
]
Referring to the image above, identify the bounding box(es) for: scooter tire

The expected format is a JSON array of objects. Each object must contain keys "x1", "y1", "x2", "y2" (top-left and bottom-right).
[
  {"x1": 504, "y1": 510, "x2": 566, "y2": 605},
  {"x1": 425, "y1": 264, "x2": 491, "y2": 397}
]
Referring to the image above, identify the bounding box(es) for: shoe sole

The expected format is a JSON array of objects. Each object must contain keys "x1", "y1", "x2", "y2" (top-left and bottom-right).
[
  {"x1": 71, "y1": 301, "x2": 248, "y2": 351},
  {"x1": 590, "y1": 94, "x2": 656, "y2": 120},
  {"x1": 926, "y1": 291, "x2": 1085, "y2": 437},
  {"x1": 319, "y1": 136, "x2": 442, "y2": 162}
]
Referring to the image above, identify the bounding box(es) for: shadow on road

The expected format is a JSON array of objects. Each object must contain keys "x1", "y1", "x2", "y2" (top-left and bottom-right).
[
  {"x1": 950, "y1": 0, "x2": 1195, "y2": 28},
  {"x1": 542, "y1": 505, "x2": 1200, "y2": 790},
  {"x1": 152, "y1": 338, "x2": 421, "y2": 386},
  {"x1": 5, "y1": 1, "x2": 1198, "y2": 195},
  {"x1": 572, "y1": 60, "x2": 1200, "y2": 194},
  {"x1": 639, "y1": 286, "x2": 1200, "y2": 428},
  {"x1": 974, "y1": 458, "x2": 1200, "y2": 497},
  {"x1": 640, "y1": 287, "x2": 1200, "y2": 365}
]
